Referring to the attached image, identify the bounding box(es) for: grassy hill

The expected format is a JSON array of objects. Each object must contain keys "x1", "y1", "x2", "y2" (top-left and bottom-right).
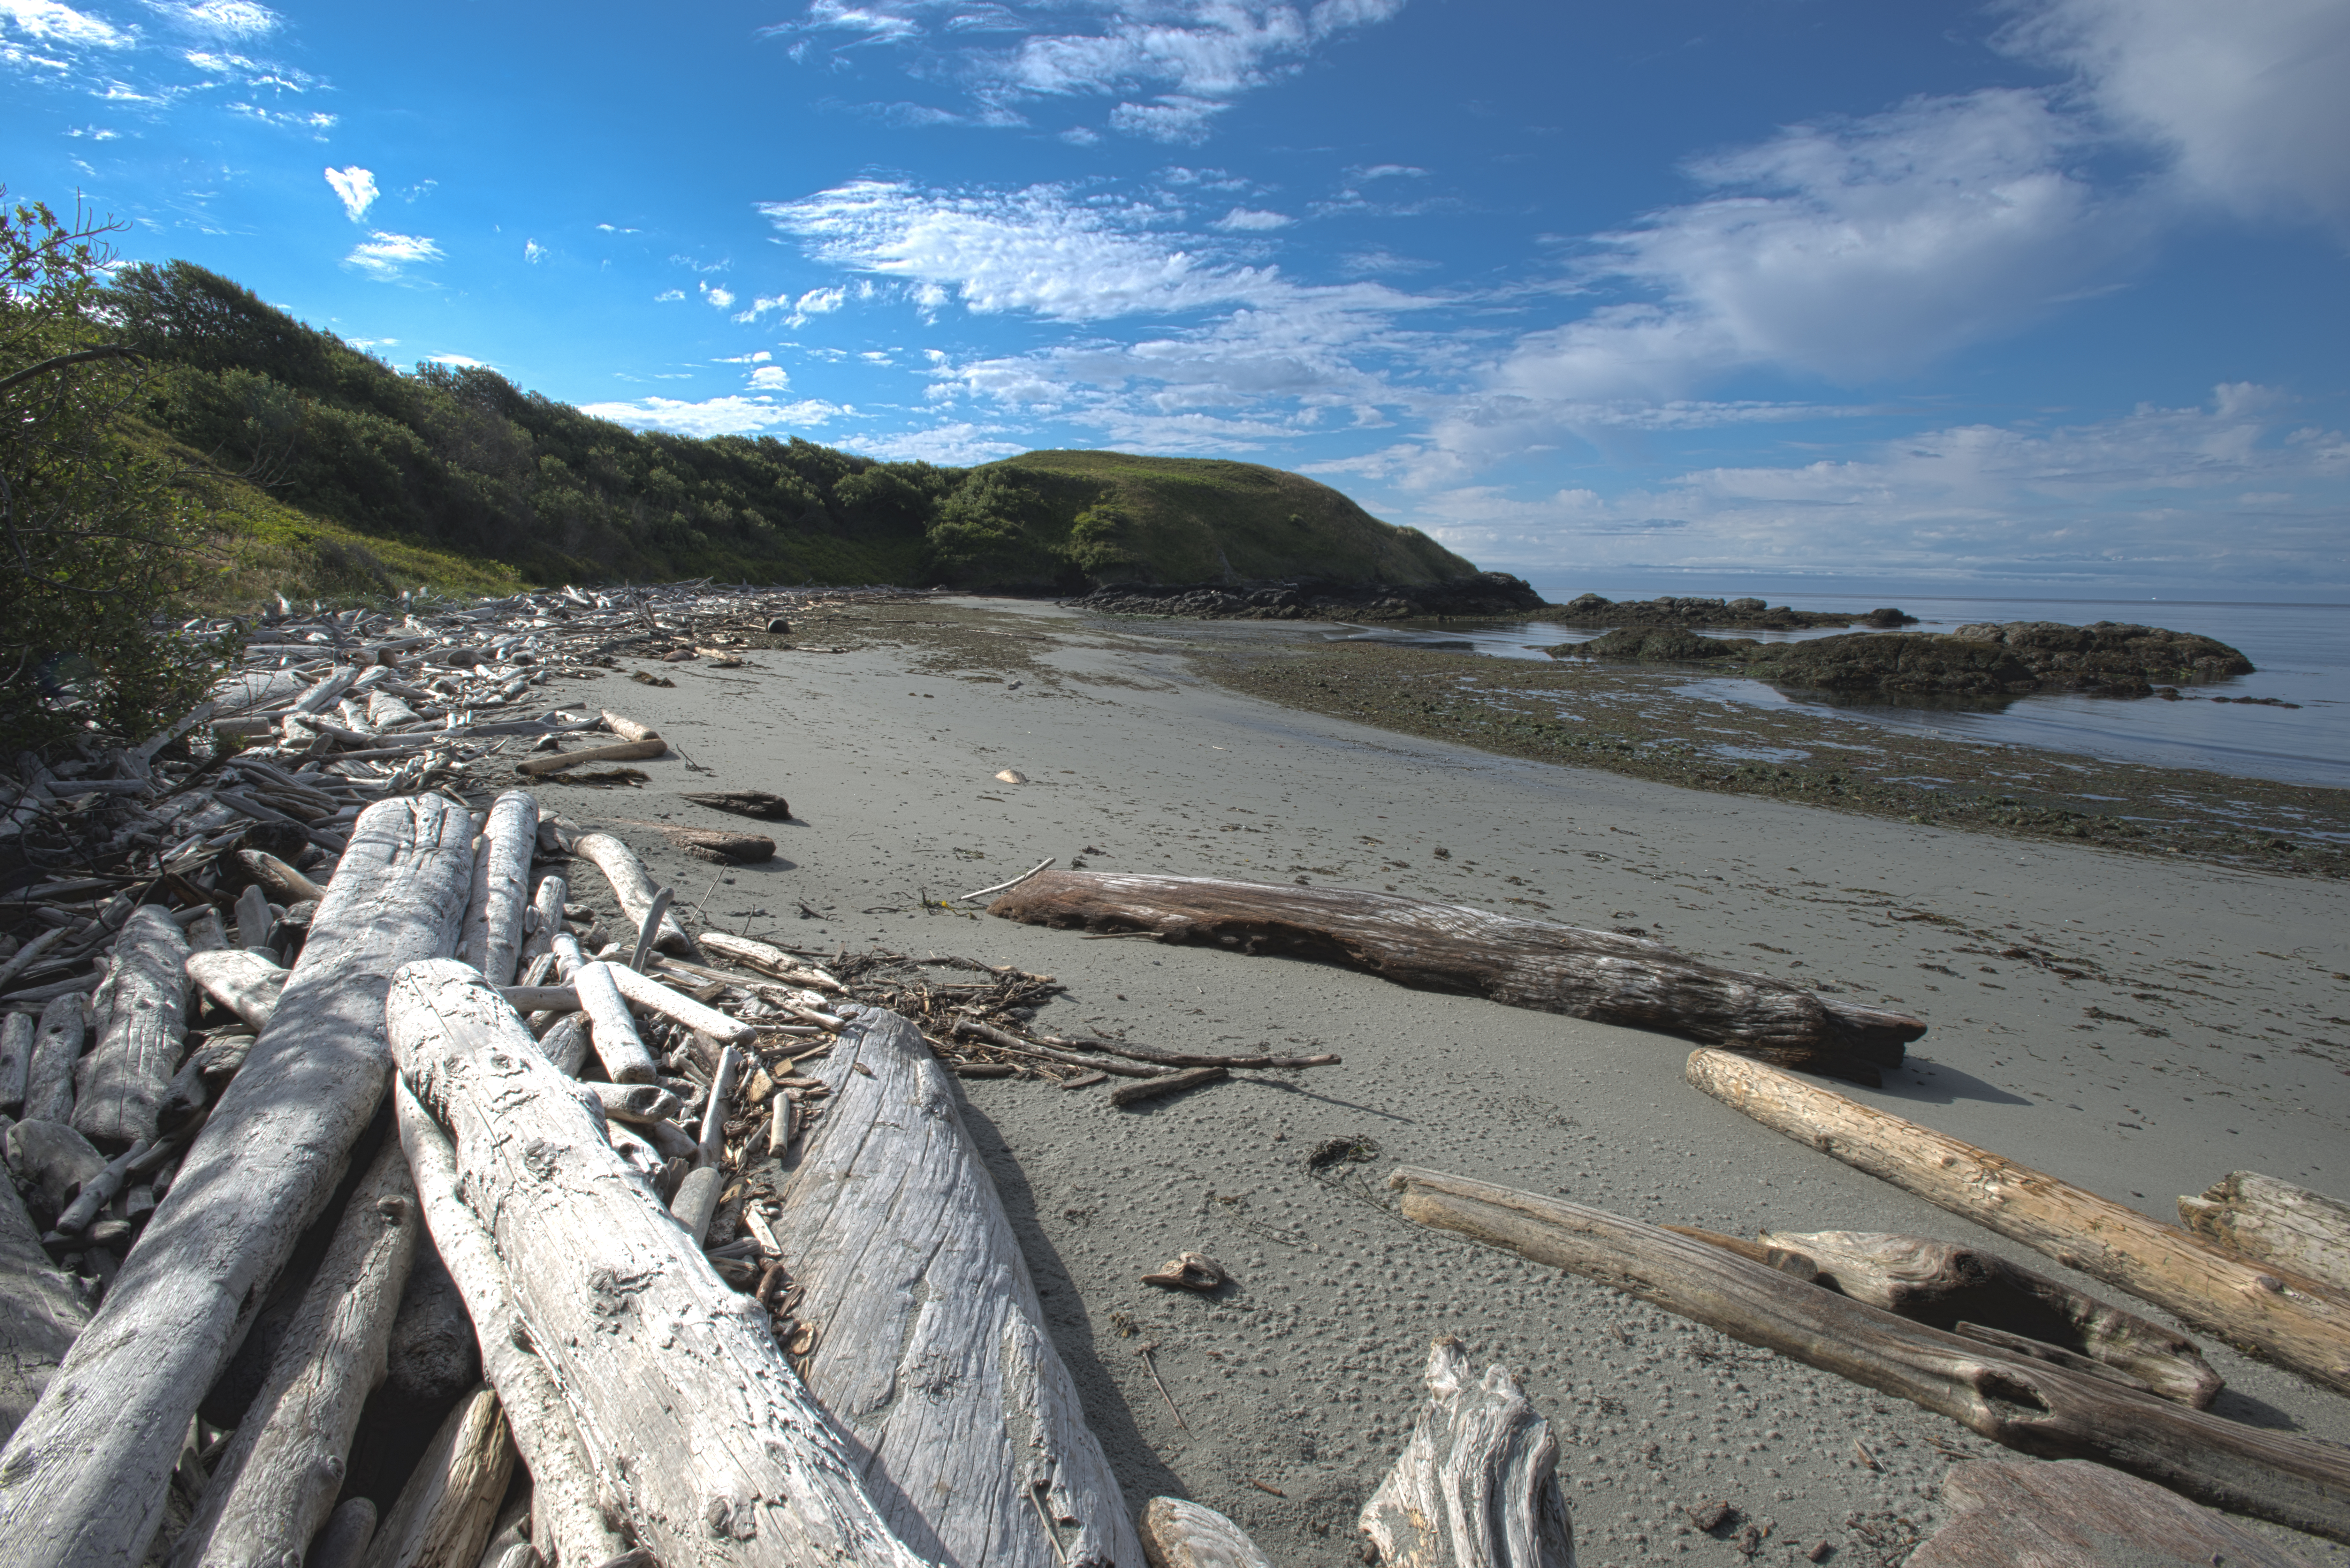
[{"x1": 106, "y1": 261, "x2": 1476, "y2": 607}]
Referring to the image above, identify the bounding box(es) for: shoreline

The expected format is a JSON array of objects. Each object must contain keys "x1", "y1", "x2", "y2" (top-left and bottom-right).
[{"x1": 526, "y1": 595, "x2": 2350, "y2": 1566}]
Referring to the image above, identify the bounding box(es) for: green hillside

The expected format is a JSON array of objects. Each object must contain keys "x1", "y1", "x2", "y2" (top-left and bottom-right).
[{"x1": 103, "y1": 261, "x2": 1475, "y2": 605}]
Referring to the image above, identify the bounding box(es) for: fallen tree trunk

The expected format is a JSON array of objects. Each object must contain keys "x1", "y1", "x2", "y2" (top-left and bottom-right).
[
  {"x1": 0, "y1": 1162, "x2": 87, "y2": 1441},
  {"x1": 1684, "y1": 1047, "x2": 2350, "y2": 1399},
  {"x1": 460, "y1": 791, "x2": 538, "y2": 987},
  {"x1": 387, "y1": 960, "x2": 929, "y2": 1568},
  {"x1": 1908, "y1": 1458, "x2": 2319, "y2": 1568},
  {"x1": 2179, "y1": 1171, "x2": 2350, "y2": 1299},
  {"x1": 1140, "y1": 1499, "x2": 1274, "y2": 1568},
  {"x1": 515, "y1": 739, "x2": 667, "y2": 777},
  {"x1": 184, "y1": 949, "x2": 284, "y2": 1031},
  {"x1": 1388, "y1": 1165, "x2": 2350, "y2": 1543},
  {"x1": 167, "y1": 1135, "x2": 419, "y2": 1568},
  {"x1": 571, "y1": 833, "x2": 692, "y2": 954},
  {"x1": 1358, "y1": 1337, "x2": 1572, "y2": 1568},
  {"x1": 989, "y1": 872, "x2": 1921, "y2": 1083},
  {"x1": 0, "y1": 795, "x2": 475, "y2": 1568},
  {"x1": 72, "y1": 904, "x2": 190, "y2": 1147},
  {"x1": 773, "y1": 1006, "x2": 1144, "y2": 1568},
  {"x1": 604, "y1": 960, "x2": 754, "y2": 1045},
  {"x1": 1758, "y1": 1229, "x2": 2221, "y2": 1408}
]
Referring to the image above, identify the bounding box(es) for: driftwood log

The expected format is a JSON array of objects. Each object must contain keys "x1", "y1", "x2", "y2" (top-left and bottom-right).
[
  {"x1": 2180, "y1": 1171, "x2": 2350, "y2": 1298},
  {"x1": 23, "y1": 993, "x2": 83, "y2": 1124},
  {"x1": 599, "y1": 710, "x2": 661, "y2": 743},
  {"x1": 1358, "y1": 1337, "x2": 1572, "y2": 1568},
  {"x1": 358, "y1": 1385, "x2": 514, "y2": 1568},
  {"x1": 571, "y1": 833, "x2": 692, "y2": 954},
  {"x1": 1684, "y1": 1047, "x2": 2350, "y2": 1398},
  {"x1": 0, "y1": 1010, "x2": 33, "y2": 1111},
  {"x1": 1140, "y1": 1499, "x2": 1275, "y2": 1568},
  {"x1": 515, "y1": 739, "x2": 667, "y2": 777},
  {"x1": 774, "y1": 1007, "x2": 1144, "y2": 1568},
  {"x1": 394, "y1": 1085, "x2": 631, "y2": 1568},
  {"x1": 0, "y1": 1163, "x2": 87, "y2": 1440},
  {"x1": 1388, "y1": 1165, "x2": 2350, "y2": 1543},
  {"x1": 1758, "y1": 1230, "x2": 2221, "y2": 1407},
  {"x1": 184, "y1": 949, "x2": 284, "y2": 1031},
  {"x1": 680, "y1": 789, "x2": 790, "y2": 821},
  {"x1": 567, "y1": 961, "x2": 659, "y2": 1084},
  {"x1": 604, "y1": 961, "x2": 755, "y2": 1045},
  {"x1": 0, "y1": 794, "x2": 475, "y2": 1568},
  {"x1": 167, "y1": 1135, "x2": 419, "y2": 1568},
  {"x1": 72, "y1": 904, "x2": 190, "y2": 1147},
  {"x1": 460, "y1": 790, "x2": 538, "y2": 987},
  {"x1": 1908, "y1": 1458, "x2": 2321, "y2": 1568},
  {"x1": 696, "y1": 932, "x2": 842, "y2": 993},
  {"x1": 386, "y1": 960, "x2": 929, "y2": 1568},
  {"x1": 989, "y1": 872, "x2": 1922, "y2": 1083},
  {"x1": 667, "y1": 828, "x2": 776, "y2": 864}
]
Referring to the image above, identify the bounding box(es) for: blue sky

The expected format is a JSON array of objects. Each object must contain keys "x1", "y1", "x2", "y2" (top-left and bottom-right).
[{"x1": 4, "y1": 0, "x2": 2346, "y2": 593}]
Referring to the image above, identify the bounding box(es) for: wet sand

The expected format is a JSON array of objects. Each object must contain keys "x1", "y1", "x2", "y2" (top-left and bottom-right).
[{"x1": 536, "y1": 597, "x2": 2350, "y2": 1567}]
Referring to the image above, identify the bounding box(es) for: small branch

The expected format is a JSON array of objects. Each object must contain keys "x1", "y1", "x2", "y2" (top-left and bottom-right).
[
  {"x1": 0, "y1": 344, "x2": 144, "y2": 398},
  {"x1": 955, "y1": 856, "x2": 1054, "y2": 903}
]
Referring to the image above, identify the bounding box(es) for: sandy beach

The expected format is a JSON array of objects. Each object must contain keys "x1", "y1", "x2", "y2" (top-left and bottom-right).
[{"x1": 534, "y1": 596, "x2": 2350, "y2": 1567}]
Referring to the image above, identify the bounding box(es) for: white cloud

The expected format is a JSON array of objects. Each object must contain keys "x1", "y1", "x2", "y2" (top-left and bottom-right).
[
  {"x1": 653, "y1": 288, "x2": 685, "y2": 302},
  {"x1": 147, "y1": 0, "x2": 280, "y2": 35},
  {"x1": 1, "y1": 0, "x2": 123, "y2": 46},
  {"x1": 1210, "y1": 206, "x2": 1293, "y2": 231},
  {"x1": 845, "y1": 421, "x2": 1025, "y2": 464},
  {"x1": 1351, "y1": 163, "x2": 1425, "y2": 181},
  {"x1": 748, "y1": 365, "x2": 790, "y2": 388},
  {"x1": 425, "y1": 353, "x2": 489, "y2": 368},
  {"x1": 703, "y1": 284, "x2": 736, "y2": 309},
  {"x1": 523, "y1": 238, "x2": 544, "y2": 263},
  {"x1": 324, "y1": 164, "x2": 376, "y2": 221},
  {"x1": 575, "y1": 394, "x2": 844, "y2": 437},
  {"x1": 343, "y1": 230, "x2": 442, "y2": 279},
  {"x1": 786, "y1": 285, "x2": 846, "y2": 327}
]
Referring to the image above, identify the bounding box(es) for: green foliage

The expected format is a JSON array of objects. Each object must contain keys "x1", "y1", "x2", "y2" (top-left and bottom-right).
[{"x1": 0, "y1": 195, "x2": 225, "y2": 747}]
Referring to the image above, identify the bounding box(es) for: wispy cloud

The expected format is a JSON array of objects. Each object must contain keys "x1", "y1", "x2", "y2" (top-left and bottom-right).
[
  {"x1": 344, "y1": 230, "x2": 441, "y2": 280},
  {"x1": 324, "y1": 163, "x2": 376, "y2": 220},
  {"x1": 523, "y1": 237, "x2": 544, "y2": 263},
  {"x1": 845, "y1": 421, "x2": 1025, "y2": 464},
  {"x1": 145, "y1": 0, "x2": 280, "y2": 36},
  {"x1": 1210, "y1": 205, "x2": 1292, "y2": 231},
  {"x1": 575, "y1": 393, "x2": 845, "y2": 437},
  {"x1": 2, "y1": 0, "x2": 126, "y2": 47}
]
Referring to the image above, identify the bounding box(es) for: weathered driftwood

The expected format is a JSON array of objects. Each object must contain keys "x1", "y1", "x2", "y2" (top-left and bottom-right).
[
  {"x1": 51, "y1": 1136, "x2": 148, "y2": 1237},
  {"x1": 680, "y1": 789, "x2": 790, "y2": 821},
  {"x1": 990, "y1": 872, "x2": 1923, "y2": 1083},
  {"x1": 184, "y1": 949, "x2": 285, "y2": 1030},
  {"x1": 571, "y1": 833, "x2": 692, "y2": 954},
  {"x1": 167, "y1": 1136, "x2": 419, "y2": 1568},
  {"x1": 460, "y1": 791, "x2": 539, "y2": 987},
  {"x1": 234, "y1": 883, "x2": 274, "y2": 952},
  {"x1": 73, "y1": 905, "x2": 190, "y2": 1146},
  {"x1": 516, "y1": 739, "x2": 668, "y2": 777},
  {"x1": 668, "y1": 828, "x2": 776, "y2": 865},
  {"x1": 0, "y1": 928, "x2": 67, "y2": 997},
  {"x1": 1760, "y1": 1230, "x2": 2221, "y2": 1408},
  {"x1": 184, "y1": 907, "x2": 227, "y2": 954},
  {"x1": 0, "y1": 795, "x2": 474, "y2": 1568},
  {"x1": 0, "y1": 1011, "x2": 33, "y2": 1112},
  {"x1": 239, "y1": 849, "x2": 326, "y2": 905},
  {"x1": 308, "y1": 1498, "x2": 378, "y2": 1568},
  {"x1": 952, "y1": 1019, "x2": 1165, "y2": 1079},
  {"x1": 1047, "y1": 1033, "x2": 1341, "y2": 1071},
  {"x1": 23, "y1": 993, "x2": 84, "y2": 1124},
  {"x1": 696, "y1": 931, "x2": 843, "y2": 992},
  {"x1": 669, "y1": 1166, "x2": 723, "y2": 1243},
  {"x1": 605, "y1": 961, "x2": 755, "y2": 1046},
  {"x1": 1112, "y1": 1065, "x2": 1228, "y2": 1106},
  {"x1": 1358, "y1": 1337, "x2": 1572, "y2": 1568},
  {"x1": 498, "y1": 984, "x2": 577, "y2": 1013},
  {"x1": 1908, "y1": 1458, "x2": 2321, "y2": 1568},
  {"x1": 697, "y1": 1045, "x2": 739, "y2": 1168},
  {"x1": 0, "y1": 1163, "x2": 88, "y2": 1440},
  {"x1": 518, "y1": 874, "x2": 567, "y2": 973},
  {"x1": 567, "y1": 962, "x2": 659, "y2": 1084},
  {"x1": 581, "y1": 1081, "x2": 685, "y2": 1124},
  {"x1": 394, "y1": 1086, "x2": 630, "y2": 1568},
  {"x1": 1388, "y1": 1165, "x2": 2350, "y2": 1543},
  {"x1": 598, "y1": 710, "x2": 661, "y2": 743},
  {"x1": 2180, "y1": 1171, "x2": 2350, "y2": 1299},
  {"x1": 360, "y1": 1385, "x2": 515, "y2": 1568},
  {"x1": 387, "y1": 962, "x2": 929, "y2": 1568},
  {"x1": 1684, "y1": 1047, "x2": 2350, "y2": 1398},
  {"x1": 1140, "y1": 1499, "x2": 1275, "y2": 1568},
  {"x1": 2, "y1": 1120, "x2": 103, "y2": 1224},
  {"x1": 774, "y1": 1006, "x2": 1145, "y2": 1568},
  {"x1": 536, "y1": 1013, "x2": 591, "y2": 1079}
]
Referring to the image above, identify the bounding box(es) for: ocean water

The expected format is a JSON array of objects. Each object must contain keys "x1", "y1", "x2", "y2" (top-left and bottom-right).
[{"x1": 1321, "y1": 590, "x2": 2348, "y2": 790}]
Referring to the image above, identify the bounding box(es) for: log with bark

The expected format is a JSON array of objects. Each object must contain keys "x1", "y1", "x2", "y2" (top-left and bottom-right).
[
  {"x1": 988, "y1": 872, "x2": 1922, "y2": 1083},
  {"x1": 386, "y1": 960, "x2": 930, "y2": 1568},
  {"x1": 460, "y1": 791, "x2": 539, "y2": 987},
  {"x1": 166, "y1": 1135, "x2": 419, "y2": 1568},
  {"x1": 1907, "y1": 1458, "x2": 2321, "y2": 1568},
  {"x1": 2179, "y1": 1171, "x2": 2350, "y2": 1299},
  {"x1": 0, "y1": 794, "x2": 475, "y2": 1568},
  {"x1": 1683, "y1": 1047, "x2": 2350, "y2": 1398},
  {"x1": 1754, "y1": 1229, "x2": 2221, "y2": 1407},
  {"x1": 1358, "y1": 1337, "x2": 1572, "y2": 1568},
  {"x1": 773, "y1": 1006, "x2": 1144, "y2": 1568},
  {"x1": 1140, "y1": 1499, "x2": 1275, "y2": 1568},
  {"x1": 570, "y1": 833, "x2": 692, "y2": 955},
  {"x1": 1387, "y1": 1164, "x2": 2350, "y2": 1544},
  {"x1": 680, "y1": 790, "x2": 791, "y2": 822}
]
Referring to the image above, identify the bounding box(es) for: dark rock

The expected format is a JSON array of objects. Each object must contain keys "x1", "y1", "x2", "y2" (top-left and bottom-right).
[
  {"x1": 766, "y1": 617, "x2": 791, "y2": 634},
  {"x1": 1540, "y1": 593, "x2": 1894, "y2": 631},
  {"x1": 1065, "y1": 571, "x2": 1546, "y2": 622},
  {"x1": 1559, "y1": 627, "x2": 1750, "y2": 662}
]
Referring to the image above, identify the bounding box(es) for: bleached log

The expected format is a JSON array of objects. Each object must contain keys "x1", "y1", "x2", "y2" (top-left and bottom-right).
[
  {"x1": 597, "y1": 711, "x2": 660, "y2": 743},
  {"x1": 1685, "y1": 1047, "x2": 2350, "y2": 1399},
  {"x1": 23, "y1": 993, "x2": 84, "y2": 1124},
  {"x1": 567, "y1": 963, "x2": 658, "y2": 1085},
  {"x1": 73, "y1": 905, "x2": 190, "y2": 1146},
  {"x1": 185, "y1": 949, "x2": 285, "y2": 1031},
  {"x1": 394, "y1": 1087, "x2": 629, "y2": 1568},
  {"x1": 603, "y1": 963, "x2": 754, "y2": 1046},
  {"x1": 167, "y1": 1136, "x2": 420, "y2": 1568},
  {"x1": 0, "y1": 795, "x2": 474, "y2": 1568},
  {"x1": 1389, "y1": 1165, "x2": 2350, "y2": 1544},
  {"x1": 990, "y1": 871, "x2": 1923, "y2": 1083},
  {"x1": 774, "y1": 1006, "x2": 1143, "y2": 1568},
  {"x1": 697, "y1": 932, "x2": 845, "y2": 993},
  {"x1": 359, "y1": 1386, "x2": 515, "y2": 1568},
  {"x1": 499, "y1": 985, "x2": 576, "y2": 1013},
  {"x1": 1140, "y1": 1499, "x2": 1275, "y2": 1568},
  {"x1": 1761, "y1": 1230, "x2": 2221, "y2": 1408},
  {"x1": 1358, "y1": 1337, "x2": 1572, "y2": 1568},
  {"x1": 517, "y1": 875, "x2": 566, "y2": 971},
  {"x1": 240, "y1": 850, "x2": 326, "y2": 905},
  {"x1": 387, "y1": 961, "x2": 929, "y2": 1568},
  {"x1": 669, "y1": 1167, "x2": 722, "y2": 1243},
  {"x1": 0, "y1": 1161, "x2": 88, "y2": 1441},
  {"x1": 1908, "y1": 1458, "x2": 2318, "y2": 1568},
  {"x1": 537, "y1": 1014, "x2": 590, "y2": 1079},
  {"x1": 570, "y1": 834, "x2": 691, "y2": 955},
  {"x1": 185, "y1": 908, "x2": 227, "y2": 955},
  {"x1": 515, "y1": 740, "x2": 666, "y2": 777},
  {"x1": 460, "y1": 792, "x2": 539, "y2": 988},
  {"x1": 2180, "y1": 1171, "x2": 2350, "y2": 1299},
  {"x1": 2, "y1": 1121, "x2": 103, "y2": 1223},
  {"x1": 0, "y1": 1012, "x2": 32, "y2": 1113},
  {"x1": 582, "y1": 1081, "x2": 685, "y2": 1125}
]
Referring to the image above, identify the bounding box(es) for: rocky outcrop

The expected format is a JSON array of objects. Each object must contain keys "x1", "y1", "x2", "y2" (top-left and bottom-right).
[
  {"x1": 1558, "y1": 620, "x2": 2255, "y2": 699},
  {"x1": 1065, "y1": 572, "x2": 1547, "y2": 621},
  {"x1": 1540, "y1": 594, "x2": 1914, "y2": 630}
]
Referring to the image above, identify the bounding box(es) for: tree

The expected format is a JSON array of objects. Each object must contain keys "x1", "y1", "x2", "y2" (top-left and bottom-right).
[{"x1": 1, "y1": 192, "x2": 222, "y2": 748}]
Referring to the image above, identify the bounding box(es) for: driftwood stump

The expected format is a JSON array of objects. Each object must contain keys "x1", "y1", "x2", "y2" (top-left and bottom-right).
[
  {"x1": 1359, "y1": 1337, "x2": 1572, "y2": 1568},
  {"x1": 1908, "y1": 1458, "x2": 2320, "y2": 1568},
  {"x1": 1139, "y1": 1498, "x2": 1276, "y2": 1568},
  {"x1": 775, "y1": 1007, "x2": 1144, "y2": 1568},
  {"x1": 2180, "y1": 1171, "x2": 2350, "y2": 1299},
  {"x1": 989, "y1": 872, "x2": 1921, "y2": 1082},
  {"x1": 680, "y1": 790, "x2": 790, "y2": 821}
]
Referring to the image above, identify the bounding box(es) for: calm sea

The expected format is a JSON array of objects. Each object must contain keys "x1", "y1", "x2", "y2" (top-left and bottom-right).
[{"x1": 1323, "y1": 588, "x2": 2348, "y2": 791}]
